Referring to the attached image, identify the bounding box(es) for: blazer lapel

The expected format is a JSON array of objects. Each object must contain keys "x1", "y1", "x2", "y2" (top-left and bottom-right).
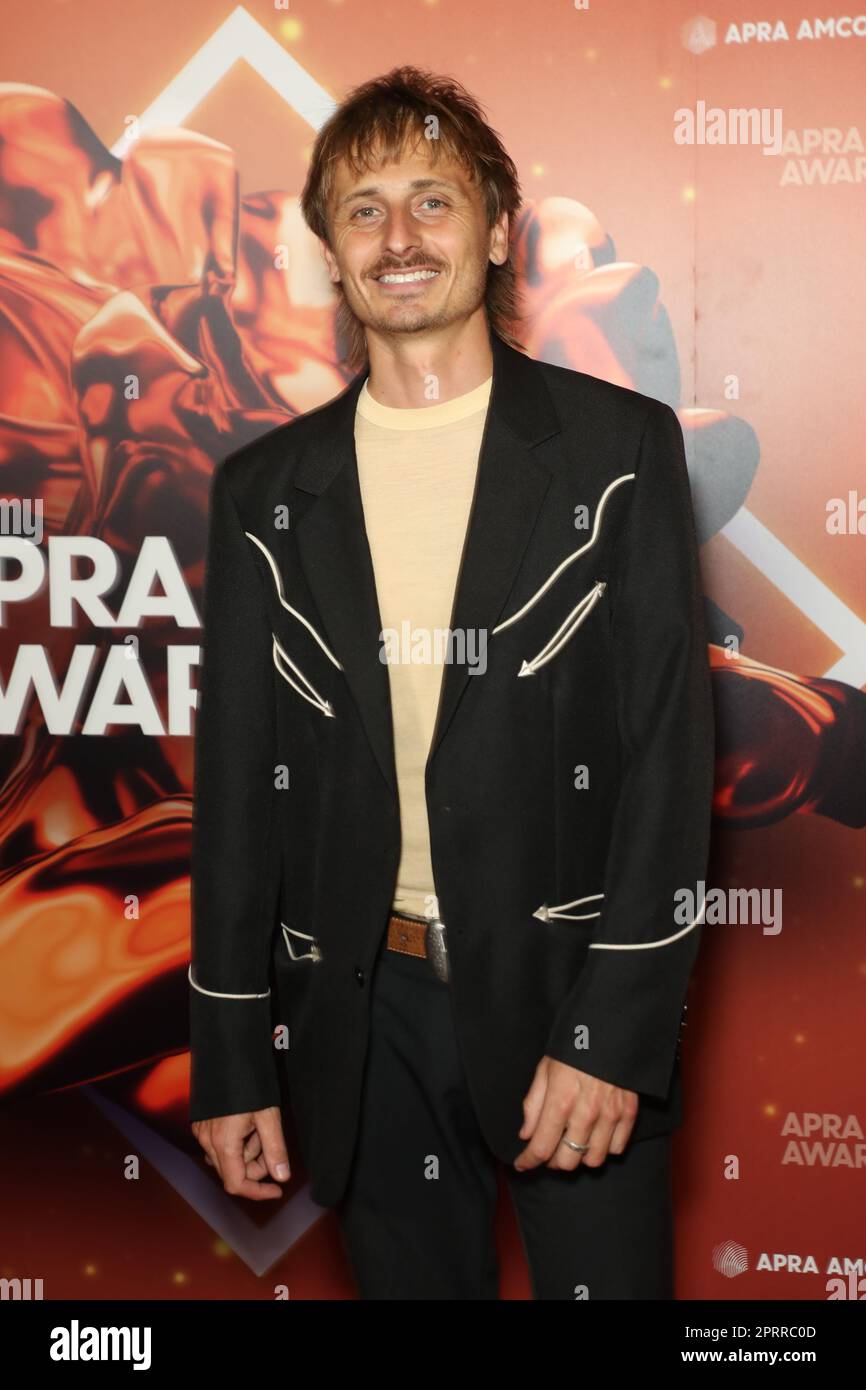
[
  {"x1": 292, "y1": 372, "x2": 396, "y2": 791},
  {"x1": 291, "y1": 329, "x2": 561, "y2": 795}
]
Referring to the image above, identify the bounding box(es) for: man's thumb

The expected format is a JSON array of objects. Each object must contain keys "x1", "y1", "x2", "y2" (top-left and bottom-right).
[{"x1": 255, "y1": 1106, "x2": 291, "y2": 1181}]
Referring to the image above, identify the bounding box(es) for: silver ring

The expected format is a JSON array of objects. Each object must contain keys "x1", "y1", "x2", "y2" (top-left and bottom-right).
[{"x1": 560, "y1": 1134, "x2": 590, "y2": 1153}]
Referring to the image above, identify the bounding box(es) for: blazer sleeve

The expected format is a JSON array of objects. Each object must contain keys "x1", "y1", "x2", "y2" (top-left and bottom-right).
[
  {"x1": 187, "y1": 457, "x2": 283, "y2": 1123},
  {"x1": 543, "y1": 400, "x2": 716, "y2": 1101}
]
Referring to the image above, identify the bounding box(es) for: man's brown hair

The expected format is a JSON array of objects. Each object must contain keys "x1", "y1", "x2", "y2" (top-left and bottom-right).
[{"x1": 299, "y1": 65, "x2": 525, "y2": 371}]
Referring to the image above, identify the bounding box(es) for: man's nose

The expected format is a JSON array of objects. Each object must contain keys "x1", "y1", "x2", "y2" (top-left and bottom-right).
[{"x1": 381, "y1": 205, "x2": 421, "y2": 253}]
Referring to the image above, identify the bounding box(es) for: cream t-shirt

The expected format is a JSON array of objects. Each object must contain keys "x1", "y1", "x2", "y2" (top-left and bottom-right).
[{"x1": 354, "y1": 373, "x2": 492, "y2": 919}]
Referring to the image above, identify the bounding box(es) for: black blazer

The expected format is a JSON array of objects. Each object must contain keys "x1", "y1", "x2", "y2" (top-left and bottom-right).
[{"x1": 188, "y1": 327, "x2": 715, "y2": 1208}]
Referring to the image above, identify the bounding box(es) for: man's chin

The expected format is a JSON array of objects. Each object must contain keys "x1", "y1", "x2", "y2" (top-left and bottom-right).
[{"x1": 364, "y1": 308, "x2": 443, "y2": 336}]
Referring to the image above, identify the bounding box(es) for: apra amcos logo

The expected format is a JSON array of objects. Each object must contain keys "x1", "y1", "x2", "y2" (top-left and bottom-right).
[
  {"x1": 713, "y1": 1245, "x2": 866, "y2": 1296},
  {"x1": 780, "y1": 1112, "x2": 865, "y2": 1167},
  {"x1": 713, "y1": 1239, "x2": 749, "y2": 1277},
  {"x1": 759, "y1": 1254, "x2": 866, "y2": 1298}
]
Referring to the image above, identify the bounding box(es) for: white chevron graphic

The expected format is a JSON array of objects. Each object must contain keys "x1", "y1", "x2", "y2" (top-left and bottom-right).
[
  {"x1": 85, "y1": 1086, "x2": 326, "y2": 1276},
  {"x1": 109, "y1": 5, "x2": 336, "y2": 158},
  {"x1": 721, "y1": 509, "x2": 866, "y2": 686}
]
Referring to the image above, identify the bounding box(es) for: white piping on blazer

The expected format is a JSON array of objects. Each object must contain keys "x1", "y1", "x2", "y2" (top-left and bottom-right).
[
  {"x1": 518, "y1": 581, "x2": 607, "y2": 676},
  {"x1": 534, "y1": 890, "x2": 708, "y2": 949},
  {"x1": 534, "y1": 892, "x2": 604, "y2": 922},
  {"x1": 188, "y1": 963, "x2": 270, "y2": 999},
  {"x1": 492, "y1": 472, "x2": 634, "y2": 636},
  {"x1": 589, "y1": 890, "x2": 708, "y2": 950},
  {"x1": 272, "y1": 634, "x2": 334, "y2": 718},
  {"x1": 245, "y1": 530, "x2": 343, "y2": 670},
  {"x1": 281, "y1": 922, "x2": 323, "y2": 963}
]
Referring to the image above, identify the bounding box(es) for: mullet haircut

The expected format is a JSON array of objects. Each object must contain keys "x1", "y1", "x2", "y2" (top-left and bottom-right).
[{"x1": 299, "y1": 65, "x2": 526, "y2": 370}]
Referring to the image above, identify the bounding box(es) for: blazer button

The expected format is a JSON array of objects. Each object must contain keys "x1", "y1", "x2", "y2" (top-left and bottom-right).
[{"x1": 354, "y1": 966, "x2": 365, "y2": 987}]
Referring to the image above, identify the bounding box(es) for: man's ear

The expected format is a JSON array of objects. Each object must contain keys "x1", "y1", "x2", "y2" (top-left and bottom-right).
[
  {"x1": 489, "y1": 210, "x2": 509, "y2": 267},
  {"x1": 320, "y1": 238, "x2": 341, "y2": 285}
]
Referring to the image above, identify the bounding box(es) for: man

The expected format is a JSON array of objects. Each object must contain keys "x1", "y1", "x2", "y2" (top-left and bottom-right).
[{"x1": 188, "y1": 67, "x2": 715, "y2": 1300}]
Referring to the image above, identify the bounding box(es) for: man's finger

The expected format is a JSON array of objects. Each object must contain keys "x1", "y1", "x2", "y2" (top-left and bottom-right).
[
  {"x1": 220, "y1": 1133, "x2": 283, "y2": 1201},
  {"x1": 244, "y1": 1130, "x2": 263, "y2": 1163},
  {"x1": 553, "y1": 1113, "x2": 614, "y2": 1171},
  {"x1": 244, "y1": 1154, "x2": 272, "y2": 1181},
  {"x1": 223, "y1": 1171, "x2": 284, "y2": 1201},
  {"x1": 196, "y1": 1127, "x2": 223, "y2": 1181},
  {"x1": 608, "y1": 1101, "x2": 639, "y2": 1155},
  {"x1": 515, "y1": 1087, "x2": 577, "y2": 1170},
  {"x1": 518, "y1": 1059, "x2": 548, "y2": 1139},
  {"x1": 207, "y1": 1114, "x2": 280, "y2": 1200},
  {"x1": 254, "y1": 1106, "x2": 292, "y2": 1182}
]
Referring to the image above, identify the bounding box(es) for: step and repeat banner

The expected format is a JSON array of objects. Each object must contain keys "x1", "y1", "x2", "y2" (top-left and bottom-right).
[{"x1": 1, "y1": 1, "x2": 863, "y2": 1301}]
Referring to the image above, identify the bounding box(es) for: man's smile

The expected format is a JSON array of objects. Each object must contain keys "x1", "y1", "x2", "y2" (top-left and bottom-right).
[{"x1": 372, "y1": 268, "x2": 442, "y2": 291}]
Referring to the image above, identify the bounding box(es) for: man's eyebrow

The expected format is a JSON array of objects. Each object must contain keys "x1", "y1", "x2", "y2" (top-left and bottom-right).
[{"x1": 337, "y1": 177, "x2": 462, "y2": 208}]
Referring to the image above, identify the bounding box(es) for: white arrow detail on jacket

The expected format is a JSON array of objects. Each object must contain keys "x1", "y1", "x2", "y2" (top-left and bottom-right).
[
  {"x1": 589, "y1": 892, "x2": 708, "y2": 951},
  {"x1": 518, "y1": 581, "x2": 607, "y2": 676},
  {"x1": 272, "y1": 635, "x2": 335, "y2": 717},
  {"x1": 245, "y1": 529, "x2": 343, "y2": 669},
  {"x1": 534, "y1": 892, "x2": 605, "y2": 922},
  {"x1": 493, "y1": 471, "x2": 634, "y2": 636}
]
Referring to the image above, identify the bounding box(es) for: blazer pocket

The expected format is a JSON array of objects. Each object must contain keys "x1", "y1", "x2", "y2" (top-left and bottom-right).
[
  {"x1": 533, "y1": 891, "x2": 604, "y2": 923},
  {"x1": 517, "y1": 580, "x2": 607, "y2": 677},
  {"x1": 281, "y1": 921, "x2": 323, "y2": 963}
]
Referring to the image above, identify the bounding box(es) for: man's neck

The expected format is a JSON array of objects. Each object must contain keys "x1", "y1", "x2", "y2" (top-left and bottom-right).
[{"x1": 363, "y1": 317, "x2": 494, "y2": 409}]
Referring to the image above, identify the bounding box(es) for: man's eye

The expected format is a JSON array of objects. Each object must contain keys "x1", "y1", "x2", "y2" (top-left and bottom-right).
[{"x1": 351, "y1": 199, "x2": 447, "y2": 218}]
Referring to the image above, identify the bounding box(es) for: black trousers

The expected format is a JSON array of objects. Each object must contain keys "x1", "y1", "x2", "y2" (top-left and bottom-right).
[{"x1": 336, "y1": 932, "x2": 674, "y2": 1300}]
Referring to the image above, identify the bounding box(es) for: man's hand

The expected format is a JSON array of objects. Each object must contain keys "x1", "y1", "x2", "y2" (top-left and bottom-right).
[
  {"x1": 514, "y1": 1056, "x2": 639, "y2": 1171},
  {"x1": 192, "y1": 1106, "x2": 291, "y2": 1200}
]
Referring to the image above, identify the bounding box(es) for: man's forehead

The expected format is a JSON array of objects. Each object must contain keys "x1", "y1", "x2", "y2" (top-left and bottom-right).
[{"x1": 331, "y1": 148, "x2": 472, "y2": 202}]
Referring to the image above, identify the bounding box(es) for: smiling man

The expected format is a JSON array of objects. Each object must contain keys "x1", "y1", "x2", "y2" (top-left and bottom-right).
[{"x1": 188, "y1": 66, "x2": 715, "y2": 1300}]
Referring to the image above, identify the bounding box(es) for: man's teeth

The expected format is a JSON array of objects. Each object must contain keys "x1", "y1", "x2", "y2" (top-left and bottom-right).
[{"x1": 377, "y1": 270, "x2": 439, "y2": 283}]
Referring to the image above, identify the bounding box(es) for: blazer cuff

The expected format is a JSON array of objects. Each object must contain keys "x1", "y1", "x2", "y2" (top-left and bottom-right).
[
  {"x1": 543, "y1": 944, "x2": 690, "y2": 1101},
  {"x1": 188, "y1": 970, "x2": 281, "y2": 1122}
]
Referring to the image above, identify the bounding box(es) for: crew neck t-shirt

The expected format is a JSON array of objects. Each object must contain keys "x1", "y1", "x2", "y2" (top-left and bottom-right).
[{"x1": 354, "y1": 373, "x2": 492, "y2": 920}]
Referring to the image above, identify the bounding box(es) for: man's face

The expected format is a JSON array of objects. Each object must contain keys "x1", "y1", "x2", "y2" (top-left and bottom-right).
[{"x1": 321, "y1": 139, "x2": 508, "y2": 341}]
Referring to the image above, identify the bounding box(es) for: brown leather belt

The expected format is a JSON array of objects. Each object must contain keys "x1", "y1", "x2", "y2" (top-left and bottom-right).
[{"x1": 386, "y1": 911, "x2": 429, "y2": 959}]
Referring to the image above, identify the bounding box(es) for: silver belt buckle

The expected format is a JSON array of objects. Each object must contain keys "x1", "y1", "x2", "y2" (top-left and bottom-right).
[{"x1": 424, "y1": 918, "x2": 449, "y2": 983}]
